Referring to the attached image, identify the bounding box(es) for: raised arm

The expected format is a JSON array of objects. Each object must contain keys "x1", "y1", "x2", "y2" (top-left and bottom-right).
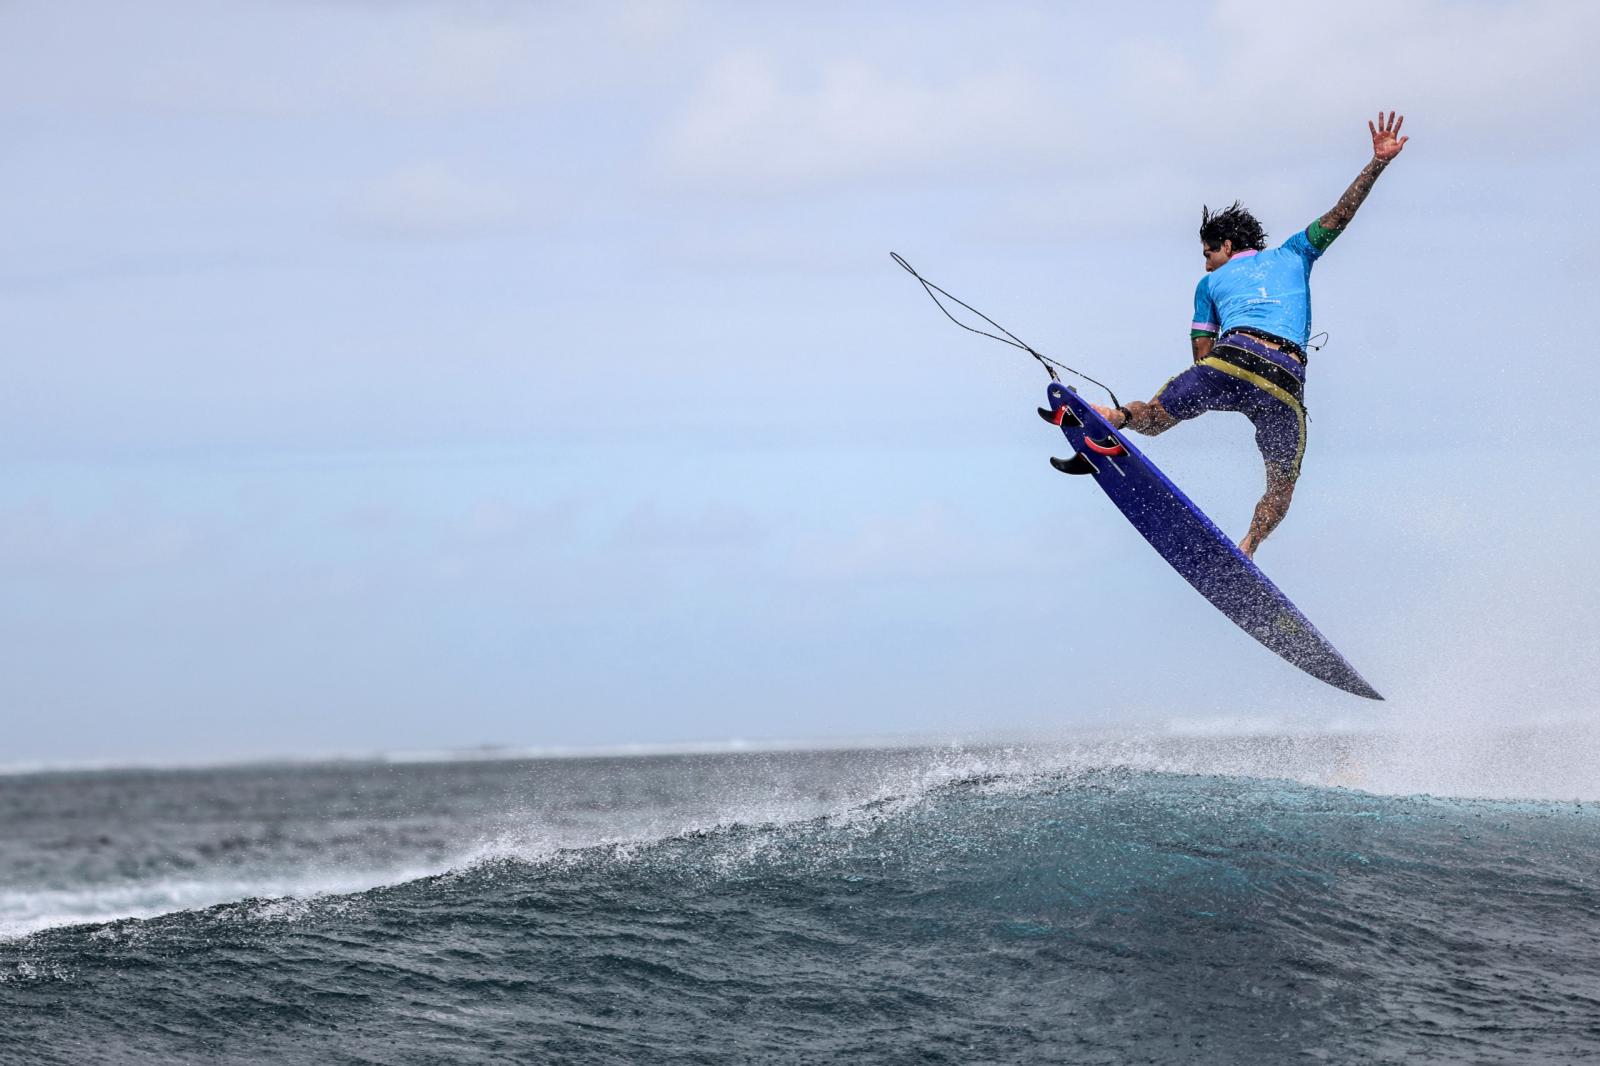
[{"x1": 1318, "y1": 110, "x2": 1408, "y2": 232}]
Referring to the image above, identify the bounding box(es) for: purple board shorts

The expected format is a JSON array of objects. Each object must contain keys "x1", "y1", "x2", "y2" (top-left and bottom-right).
[{"x1": 1156, "y1": 331, "x2": 1309, "y2": 477}]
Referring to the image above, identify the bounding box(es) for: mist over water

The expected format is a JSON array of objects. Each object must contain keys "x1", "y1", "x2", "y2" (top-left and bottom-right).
[{"x1": 5, "y1": 722, "x2": 1597, "y2": 939}]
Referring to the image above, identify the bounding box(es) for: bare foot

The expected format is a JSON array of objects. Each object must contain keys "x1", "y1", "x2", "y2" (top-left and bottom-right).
[
  {"x1": 1238, "y1": 534, "x2": 1257, "y2": 559},
  {"x1": 1091, "y1": 404, "x2": 1126, "y2": 428}
]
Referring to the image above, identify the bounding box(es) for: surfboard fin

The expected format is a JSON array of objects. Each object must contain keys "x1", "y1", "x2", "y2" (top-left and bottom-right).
[
  {"x1": 1082, "y1": 435, "x2": 1127, "y2": 457},
  {"x1": 1037, "y1": 405, "x2": 1083, "y2": 428},
  {"x1": 1050, "y1": 453, "x2": 1097, "y2": 475}
]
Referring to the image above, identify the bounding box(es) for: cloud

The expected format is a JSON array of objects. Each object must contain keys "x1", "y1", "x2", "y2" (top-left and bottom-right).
[
  {"x1": 0, "y1": 3, "x2": 580, "y2": 120},
  {"x1": 0, "y1": 497, "x2": 216, "y2": 579},
  {"x1": 408, "y1": 17, "x2": 536, "y2": 111},
  {"x1": 611, "y1": 501, "x2": 771, "y2": 553},
  {"x1": 783, "y1": 504, "x2": 1063, "y2": 584},
  {"x1": 1118, "y1": 0, "x2": 1600, "y2": 151},
  {"x1": 610, "y1": 0, "x2": 694, "y2": 48},
  {"x1": 346, "y1": 163, "x2": 526, "y2": 238},
  {"x1": 658, "y1": 51, "x2": 1065, "y2": 188}
]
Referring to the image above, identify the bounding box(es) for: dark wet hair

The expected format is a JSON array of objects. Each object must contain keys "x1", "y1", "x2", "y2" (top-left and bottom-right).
[{"x1": 1199, "y1": 201, "x2": 1268, "y2": 252}]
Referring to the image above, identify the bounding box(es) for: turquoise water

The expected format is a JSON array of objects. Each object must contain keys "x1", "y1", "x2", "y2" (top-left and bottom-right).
[{"x1": 2, "y1": 751, "x2": 1597, "y2": 1063}]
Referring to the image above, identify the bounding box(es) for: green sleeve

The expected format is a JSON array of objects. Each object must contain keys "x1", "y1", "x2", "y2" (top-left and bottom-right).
[{"x1": 1307, "y1": 219, "x2": 1342, "y2": 252}]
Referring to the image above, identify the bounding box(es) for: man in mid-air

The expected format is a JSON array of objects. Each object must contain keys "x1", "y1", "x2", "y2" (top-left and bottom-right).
[{"x1": 1094, "y1": 111, "x2": 1409, "y2": 558}]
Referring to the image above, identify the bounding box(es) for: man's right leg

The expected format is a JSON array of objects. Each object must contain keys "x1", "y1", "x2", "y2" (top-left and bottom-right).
[
  {"x1": 1093, "y1": 365, "x2": 1214, "y2": 435},
  {"x1": 1117, "y1": 398, "x2": 1180, "y2": 435}
]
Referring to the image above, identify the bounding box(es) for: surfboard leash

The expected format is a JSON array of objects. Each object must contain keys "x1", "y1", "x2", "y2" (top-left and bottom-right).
[{"x1": 891, "y1": 252, "x2": 1121, "y2": 409}]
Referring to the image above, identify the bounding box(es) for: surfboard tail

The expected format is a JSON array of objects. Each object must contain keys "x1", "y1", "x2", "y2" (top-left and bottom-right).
[{"x1": 1044, "y1": 383, "x2": 1382, "y2": 700}]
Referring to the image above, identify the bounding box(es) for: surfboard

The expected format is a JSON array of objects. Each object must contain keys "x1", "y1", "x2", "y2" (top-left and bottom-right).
[{"x1": 1042, "y1": 381, "x2": 1382, "y2": 700}]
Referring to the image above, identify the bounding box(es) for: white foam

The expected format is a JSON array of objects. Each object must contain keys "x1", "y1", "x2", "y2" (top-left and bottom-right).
[
  {"x1": 0, "y1": 862, "x2": 443, "y2": 941},
  {"x1": 7, "y1": 725, "x2": 1594, "y2": 941}
]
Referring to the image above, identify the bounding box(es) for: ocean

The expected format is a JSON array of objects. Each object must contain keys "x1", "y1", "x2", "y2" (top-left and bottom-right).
[{"x1": 2, "y1": 738, "x2": 1598, "y2": 1064}]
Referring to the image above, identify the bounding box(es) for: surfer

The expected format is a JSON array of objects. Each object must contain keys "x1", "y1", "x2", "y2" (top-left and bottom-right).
[{"x1": 1094, "y1": 111, "x2": 1409, "y2": 558}]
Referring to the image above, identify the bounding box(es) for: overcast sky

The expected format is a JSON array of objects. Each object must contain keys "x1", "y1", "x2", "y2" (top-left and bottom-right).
[{"x1": 2, "y1": 0, "x2": 1597, "y2": 765}]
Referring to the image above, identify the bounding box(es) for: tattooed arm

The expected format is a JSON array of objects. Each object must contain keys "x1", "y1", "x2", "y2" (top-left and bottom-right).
[{"x1": 1318, "y1": 110, "x2": 1409, "y2": 232}]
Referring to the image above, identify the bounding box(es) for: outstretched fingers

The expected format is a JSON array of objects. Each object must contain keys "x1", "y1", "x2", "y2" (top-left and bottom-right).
[
  {"x1": 1369, "y1": 109, "x2": 1409, "y2": 159},
  {"x1": 1374, "y1": 109, "x2": 1409, "y2": 134}
]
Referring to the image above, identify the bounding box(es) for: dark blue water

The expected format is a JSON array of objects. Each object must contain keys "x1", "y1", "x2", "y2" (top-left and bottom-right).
[{"x1": 2, "y1": 748, "x2": 1598, "y2": 1064}]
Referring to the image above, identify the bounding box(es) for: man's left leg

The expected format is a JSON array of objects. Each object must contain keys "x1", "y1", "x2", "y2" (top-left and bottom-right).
[
  {"x1": 1092, "y1": 362, "x2": 1237, "y2": 436},
  {"x1": 1239, "y1": 462, "x2": 1297, "y2": 559},
  {"x1": 1238, "y1": 393, "x2": 1308, "y2": 558}
]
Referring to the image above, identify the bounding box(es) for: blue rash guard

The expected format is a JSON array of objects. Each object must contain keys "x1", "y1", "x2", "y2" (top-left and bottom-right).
[
  {"x1": 1158, "y1": 221, "x2": 1341, "y2": 479},
  {"x1": 1190, "y1": 224, "x2": 1329, "y2": 350}
]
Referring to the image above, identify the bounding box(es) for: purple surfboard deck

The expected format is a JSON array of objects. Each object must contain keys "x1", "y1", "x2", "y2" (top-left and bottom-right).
[{"x1": 1046, "y1": 382, "x2": 1381, "y2": 700}]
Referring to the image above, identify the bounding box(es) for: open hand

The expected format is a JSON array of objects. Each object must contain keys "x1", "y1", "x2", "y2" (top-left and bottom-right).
[{"x1": 1369, "y1": 110, "x2": 1408, "y2": 163}]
